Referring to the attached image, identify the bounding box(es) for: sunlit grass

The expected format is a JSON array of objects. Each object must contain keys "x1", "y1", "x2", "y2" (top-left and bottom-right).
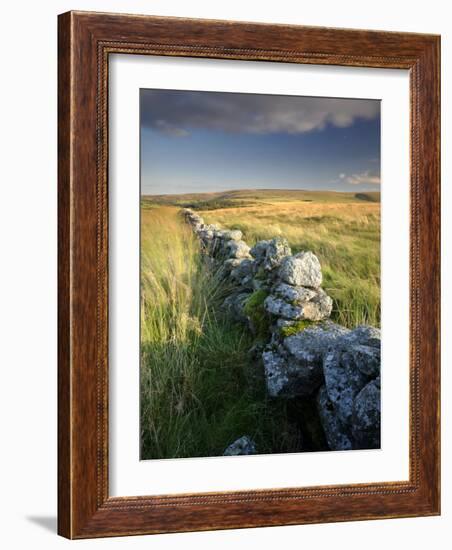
[
  {"x1": 201, "y1": 201, "x2": 380, "y2": 328},
  {"x1": 140, "y1": 195, "x2": 380, "y2": 459},
  {"x1": 140, "y1": 206, "x2": 306, "y2": 459}
]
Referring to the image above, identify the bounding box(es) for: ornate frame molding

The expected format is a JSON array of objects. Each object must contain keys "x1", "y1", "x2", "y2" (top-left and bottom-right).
[{"x1": 58, "y1": 11, "x2": 440, "y2": 538}]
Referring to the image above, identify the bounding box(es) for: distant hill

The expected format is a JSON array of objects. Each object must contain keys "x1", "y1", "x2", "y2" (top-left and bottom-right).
[
  {"x1": 142, "y1": 188, "x2": 381, "y2": 210},
  {"x1": 354, "y1": 192, "x2": 381, "y2": 202}
]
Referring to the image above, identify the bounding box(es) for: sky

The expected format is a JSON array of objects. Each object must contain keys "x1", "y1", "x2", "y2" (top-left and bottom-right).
[{"x1": 140, "y1": 89, "x2": 380, "y2": 195}]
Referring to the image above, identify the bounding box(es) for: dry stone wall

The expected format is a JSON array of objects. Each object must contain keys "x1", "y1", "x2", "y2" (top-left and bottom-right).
[{"x1": 182, "y1": 208, "x2": 381, "y2": 453}]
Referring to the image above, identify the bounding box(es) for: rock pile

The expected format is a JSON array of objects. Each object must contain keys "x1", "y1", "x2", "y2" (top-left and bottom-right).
[
  {"x1": 182, "y1": 208, "x2": 381, "y2": 453},
  {"x1": 267, "y1": 323, "x2": 381, "y2": 450}
]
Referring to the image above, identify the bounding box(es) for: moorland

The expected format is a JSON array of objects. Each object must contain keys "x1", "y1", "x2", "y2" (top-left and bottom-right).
[{"x1": 140, "y1": 189, "x2": 380, "y2": 459}]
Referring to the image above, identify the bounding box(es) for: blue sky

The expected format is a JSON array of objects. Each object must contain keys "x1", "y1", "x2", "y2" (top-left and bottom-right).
[{"x1": 140, "y1": 89, "x2": 380, "y2": 195}]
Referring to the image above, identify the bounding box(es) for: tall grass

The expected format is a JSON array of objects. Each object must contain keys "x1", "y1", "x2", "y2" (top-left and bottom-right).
[
  {"x1": 140, "y1": 197, "x2": 380, "y2": 459},
  {"x1": 140, "y1": 206, "x2": 306, "y2": 459},
  {"x1": 201, "y1": 201, "x2": 380, "y2": 328}
]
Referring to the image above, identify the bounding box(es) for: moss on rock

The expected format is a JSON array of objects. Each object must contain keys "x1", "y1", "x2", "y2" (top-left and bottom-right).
[
  {"x1": 280, "y1": 319, "x2": 321, "y2": 337},
  {"x1": 243, "y1": 289, "x2": 270, "y2": 338}
]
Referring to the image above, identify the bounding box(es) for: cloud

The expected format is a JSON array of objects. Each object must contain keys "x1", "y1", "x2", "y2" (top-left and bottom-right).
[
  {"x1": 141, "y1": 90, "x2": 380, "y2": 137},
  {"x1": 154, "y1": 120, "x2": 189, "y2": 137},
  {"x1": 342, "y1": 170, "x2": 380, "y2": 186}
]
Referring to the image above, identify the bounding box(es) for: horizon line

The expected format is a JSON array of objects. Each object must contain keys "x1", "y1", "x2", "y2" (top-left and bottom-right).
[{"x1": 141, "y1": 187, "x2": 381, "y2": 197}]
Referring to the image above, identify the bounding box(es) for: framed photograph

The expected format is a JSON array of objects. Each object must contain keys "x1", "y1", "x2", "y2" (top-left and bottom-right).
[{"x1": 58, "y1": 11, "x2": 440, "y2": 538}]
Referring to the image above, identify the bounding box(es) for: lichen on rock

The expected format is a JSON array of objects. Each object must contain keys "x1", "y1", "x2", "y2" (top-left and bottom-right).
[
  {"x1": 317, "y1": 326, "x2": 381, "y2": 450},
  {"x1": 226, "y1": 239, "x2": 252, "y2": 259},
  {"x1": 278, "y1": 251, "x2": 323, "y2": 288},
  {"x1": 273, "y1": 283, "x2": 317, "y2": 304}
]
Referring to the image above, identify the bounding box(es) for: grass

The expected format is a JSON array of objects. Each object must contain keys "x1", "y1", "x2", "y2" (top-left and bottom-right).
[
  {"x1": 142, "y1": 188, "x2": 380, "y2": 206},
  {"x1": 199, "y1": 195, "x2": 380, "y2": 328},
  {"x1": 140, "y1": 205, "x2": 304, "y2": 459},
  {"x1": 140, "y1": 190, "x2": 380, "y2": 459}
]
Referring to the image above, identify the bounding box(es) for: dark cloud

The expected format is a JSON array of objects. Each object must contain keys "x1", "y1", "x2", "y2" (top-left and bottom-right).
[{"x1": 141, "y1": 89, "x2": 380, "y2": 137}]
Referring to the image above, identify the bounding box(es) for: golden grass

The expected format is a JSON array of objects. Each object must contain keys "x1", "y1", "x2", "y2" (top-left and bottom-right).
[
  {"x1": 140, "y1": 195, "x2": 381, "y2": 459},
  {"x1": 201, "y1": 200, "x2": 381, "y2": 328}
]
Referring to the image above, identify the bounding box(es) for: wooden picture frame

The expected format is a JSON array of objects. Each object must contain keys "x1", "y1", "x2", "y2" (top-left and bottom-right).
[{"x1": 58, "y1": 11, "x2": 440, "y2": 539}]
